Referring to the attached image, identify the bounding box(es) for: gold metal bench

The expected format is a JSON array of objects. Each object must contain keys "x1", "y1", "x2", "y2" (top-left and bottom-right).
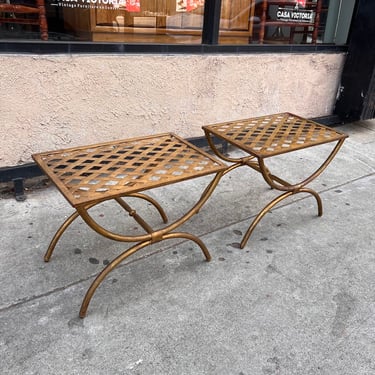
[
  {"x1": 33, "y1": 133, "x2": 226, "y2": 317},
  {"x1": 203, "y1": 112, "x2": 348, "y2": 248}
]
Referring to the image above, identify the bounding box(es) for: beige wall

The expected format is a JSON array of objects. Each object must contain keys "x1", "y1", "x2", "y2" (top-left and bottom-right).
[{"x1": 0, "y1": 53, "x2": 345, "y2": 167}]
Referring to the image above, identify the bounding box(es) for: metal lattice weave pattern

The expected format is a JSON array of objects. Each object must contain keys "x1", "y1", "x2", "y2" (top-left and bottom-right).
[
  {"x1": 203, "y1": 113, "x2": 347, "y2": 158},
  {"x1": 33, "y1": 133, "x2": 225, "y2": 207}
]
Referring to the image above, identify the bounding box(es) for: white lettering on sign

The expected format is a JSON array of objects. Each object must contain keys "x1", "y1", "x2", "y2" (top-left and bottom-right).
[
  {"x1": 54, "y1": 0, "x2": 126, "y2": 9},
  {"x1": 277, "y1": 10, "x2": 290, "y2": 19},
  {"x1": 277, "y1": 7, "x2": 314, "y2": 23}
]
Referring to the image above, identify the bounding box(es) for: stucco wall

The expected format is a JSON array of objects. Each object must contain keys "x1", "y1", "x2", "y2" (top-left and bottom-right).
[{"x1": 0, "y1": 53, "x2": 345, "y2": 167}]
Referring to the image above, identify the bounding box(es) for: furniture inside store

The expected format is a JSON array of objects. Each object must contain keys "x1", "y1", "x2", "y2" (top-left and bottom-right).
[
  {"x1": 63, "y1": 0, "x2": 257, "y2": 44},
  {"x1": 0, "y1": 0, "x2": 48, "y2": 40},
  {"x1": 256, "y1": 0, "x2": 323, "y2": 44},
  {"x1": 62, "y1": 0, "x2": 327, "y2": 44}
]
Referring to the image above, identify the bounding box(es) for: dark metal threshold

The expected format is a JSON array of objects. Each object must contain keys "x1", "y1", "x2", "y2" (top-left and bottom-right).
[
  {"x1": 0, "y1": 114, "x2": 344, "y2": 201},
  {"x1": 0, "y1": 41, "x2": 347, "y2": 55}
]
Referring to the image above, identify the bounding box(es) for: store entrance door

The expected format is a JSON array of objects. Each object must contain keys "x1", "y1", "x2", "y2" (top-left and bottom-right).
[{"x1": 334, "y1": 0, "x2": 375, "y2": 121}]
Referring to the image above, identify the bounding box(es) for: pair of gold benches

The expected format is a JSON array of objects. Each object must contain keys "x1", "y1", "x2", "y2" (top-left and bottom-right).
[{"x1": 32, "y1": 113, "x2": 347, "y2": 317}]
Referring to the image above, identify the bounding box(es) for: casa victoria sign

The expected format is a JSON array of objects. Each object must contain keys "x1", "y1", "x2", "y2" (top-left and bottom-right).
[{"x1": 277, "y1": 6, "x2": 315, "y2": 23}]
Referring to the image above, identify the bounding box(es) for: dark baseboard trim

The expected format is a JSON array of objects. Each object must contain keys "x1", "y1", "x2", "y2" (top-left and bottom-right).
[
  {"x1": 311, "y1": 114, "x2": 345, "y2": 126},
  {"x1": 0, "y1": 41, "x2": 348, "y2": 55},
  {"x1": 0, "y1": 163, "x2": 44, "y2": 201},
  {"x1": 0, "y1": 163, "x2": 43, "y2": 183}
]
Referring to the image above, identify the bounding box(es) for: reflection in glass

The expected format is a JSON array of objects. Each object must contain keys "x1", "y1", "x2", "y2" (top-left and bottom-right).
[{"x1": 0, "y1": 0, "x2": 355, "y2": 45}]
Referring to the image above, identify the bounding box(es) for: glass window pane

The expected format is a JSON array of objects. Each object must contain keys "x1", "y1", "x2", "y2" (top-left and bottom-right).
[
  {"x1": 218, "y1": 0, "x2": 355, "y2": 45},
  {"x1": 0, "y1": 0, "x2": 356, "y2": 44},
  {"x1": 218, "y1": 0, "x2": 254, "y2": 44},
  {"x1": 0, "y1": 0, "x2": 206, "y2": 42}
]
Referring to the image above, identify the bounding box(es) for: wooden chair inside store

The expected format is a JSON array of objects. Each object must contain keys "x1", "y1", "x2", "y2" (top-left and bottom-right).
[
  {"x1": 0, "y1": 0, "x2": 48, "y2": 40},
  {"x1": 258, "y1": 0, "x2": 322, "y2": 44}
]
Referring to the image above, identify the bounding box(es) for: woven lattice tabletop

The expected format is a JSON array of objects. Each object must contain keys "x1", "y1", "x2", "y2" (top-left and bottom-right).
[
  {"x1": 33, "y1": 133, "x2": 226, "y2": 207},
  {"x1": 203, "y1": 112, "x2": 347, "y2": 158}
]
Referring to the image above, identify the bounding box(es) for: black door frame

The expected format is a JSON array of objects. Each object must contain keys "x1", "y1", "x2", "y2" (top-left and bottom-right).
[{"x1": 334, "y1": 0, "x2": 375, "y2": 121}]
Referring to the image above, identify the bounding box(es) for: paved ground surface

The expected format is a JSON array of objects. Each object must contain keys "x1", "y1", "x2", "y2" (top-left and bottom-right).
[{"x1": 1, "y1": 119, "x2": 374, "y2": 375}]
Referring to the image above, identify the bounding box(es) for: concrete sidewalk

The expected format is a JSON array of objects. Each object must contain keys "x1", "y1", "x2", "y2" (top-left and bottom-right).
[{"x1": 1, "y1": 120, "x2": 374, "y2": 375}]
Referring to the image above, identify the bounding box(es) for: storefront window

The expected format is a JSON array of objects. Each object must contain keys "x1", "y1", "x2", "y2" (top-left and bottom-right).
[
  {"x1": 0, "y1": 0, "x2": 355, "y2": 45},
  {"x1": 218, "y1": 0, "x2": 356, "y2": 45}
]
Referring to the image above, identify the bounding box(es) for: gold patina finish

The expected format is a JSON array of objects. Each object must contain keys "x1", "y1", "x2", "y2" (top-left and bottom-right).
[
  {"x1": 203, "y1": 112, "x2": 348, "y2": 248},
  {"x1": 33, "y1": 133, "x2": 226, "y2": 318}
]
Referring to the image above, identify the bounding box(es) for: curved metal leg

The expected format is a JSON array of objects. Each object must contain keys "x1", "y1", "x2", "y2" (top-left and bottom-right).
[
  {"x1": 164, "y1": 232, "x2": 212, "y2": 261},
  {"x1": 44, "y1": 211, "x2": 80, "y2": 262},
  {"x1": 237, "y1": 143, "x2": 340, "y2": 248},
  {"x1": 79, "y1": 240, "x2": 152, "y2": 318},
  {"x1": 79, "y1": 232, "x2": 211, "y2": 318},
  {"x1": 45, "y1": 194, "x2": 168, "y2": 262},
  {"x1": 300, "y1": 187, "x2": 323, "y2": 216},
  {"x1": 44, "y1": 201, "x2": 101, "y2": 262},
  {"x1": 240, "y1": 191, "x2": 293, "y2": 249},
  {"x1": 240, "y1": 188, "x2": 322, "y2": 249},
  {"x1": 258, "y1": 139, "x2": 346, "y2": 192},
  {"x1": 125, "y1": 192, "x2": 168, "y2": 224},
  {"x1": 204, "y1": 130, "x2": 256, "y2": 166}
]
